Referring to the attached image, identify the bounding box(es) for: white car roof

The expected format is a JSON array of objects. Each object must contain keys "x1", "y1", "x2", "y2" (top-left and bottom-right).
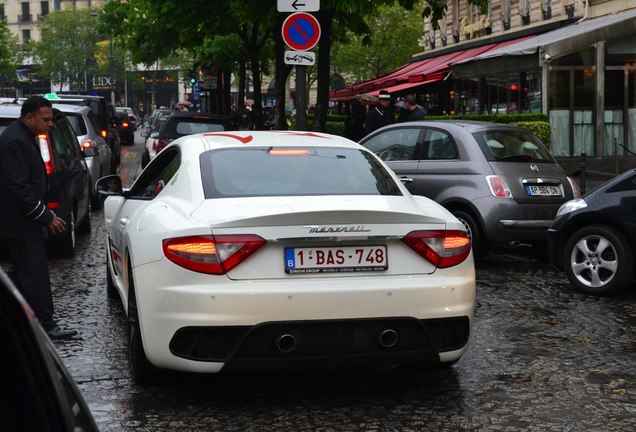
[{"x1": 52, "y1": 103, "x2": 92, "y2": 115}]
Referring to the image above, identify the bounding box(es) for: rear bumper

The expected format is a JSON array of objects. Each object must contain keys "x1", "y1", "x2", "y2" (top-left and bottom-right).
[
  {"x1": 475, "y1": 196, "x2": 563, "y2": 245},
  {"x1": 169, "y1": 316, "x2": 470, "y2": 371},
  {"x1": 133, "y1": 258, "x2": 476, "y2": 373}
]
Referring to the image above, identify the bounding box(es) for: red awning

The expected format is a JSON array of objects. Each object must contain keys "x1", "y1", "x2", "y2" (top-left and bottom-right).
[
  {"x1": 365, "y1": 79, "x2": 440, "y2": 97},
  {"x1": 329, "y1": 36, "x2": 533, "y2": 101}
]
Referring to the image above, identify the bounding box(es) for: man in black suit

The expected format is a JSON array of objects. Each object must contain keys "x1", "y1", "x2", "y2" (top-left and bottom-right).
[
  {"x1": 364, "y1": 90, "x2": 395, "y2": 136},
  {"x1": 0, "y1": 95, "x2": 77, "y2": 339}
]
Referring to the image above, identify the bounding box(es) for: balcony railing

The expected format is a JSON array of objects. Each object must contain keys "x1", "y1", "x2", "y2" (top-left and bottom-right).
[{"x1": 18, "y1": 14, "x2": 33, "y2": 23}]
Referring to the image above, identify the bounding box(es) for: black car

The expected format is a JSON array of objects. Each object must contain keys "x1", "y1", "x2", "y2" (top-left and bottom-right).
[
  {"x1": 113, "y1": 108, "x2": 135, "y2": 145},
  {"x1": 548, "y1": 168, "x2": 636, "y2": 296},
  {"x1": 0, "y1": 268, "x2": 99, "y2": 431},
  {"x1": 50, "y1": 94, "x2": 121, "y2": 167},
  {"x1": 0, "y1": 104, "x2": 91, "y2": 257},
  {"x1": 140, "y1": 112, "x2": 228, "y2": 168}
]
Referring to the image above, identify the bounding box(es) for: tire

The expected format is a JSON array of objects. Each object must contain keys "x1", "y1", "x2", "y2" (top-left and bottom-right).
[
  {"x1": 141, "y1": 148, "x2": 150, "y2": 169},
  {"x1": 401, "y1": 358, "x2": 459, "y2": 372},
  {"x1": 56, "y1": 209, "x2": 76, "y2": 257},
  {"x1": 452, "y1": 210, "x2": 484, "y2": 260},
  {"x1": 127, "y1": 264, "x2": 157, "y2": 384},
  {"x1": 562, "y1": 225, "x2": 634, "y2": 296},
  {"x1": 91, "y1": 175, "x2": 103, "y2": 210},
  {"x1": 77, "y1": 200, "x2": 91, "y2": 234},
  {"x1": 106, "y1": 255, "x2": 118, "y2": 299}
]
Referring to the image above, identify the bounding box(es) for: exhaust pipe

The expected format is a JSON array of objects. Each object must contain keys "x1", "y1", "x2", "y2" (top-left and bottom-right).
[
  {"x1": 274, "y1": 333, "x2": 297, "y2": 353},
  {"x1": 377, "y1": 328, "x2": 399, "y2": 349}
]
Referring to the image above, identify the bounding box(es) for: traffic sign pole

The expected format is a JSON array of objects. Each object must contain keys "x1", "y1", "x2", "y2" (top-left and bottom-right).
[{"x1": 296, "y1": 65, "x2": 307, "y2": 131}]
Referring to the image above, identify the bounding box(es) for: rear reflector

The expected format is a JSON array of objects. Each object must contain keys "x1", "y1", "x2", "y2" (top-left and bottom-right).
[
  {"x1": 402, "y1": 230, "x2": 471, "y2": 268},
  {"x1": 37, "y1": 134, "x2": 54, "y2": 175},
  {"x1": 163, "y1": 234, "x2": 266, "y2": 274}
]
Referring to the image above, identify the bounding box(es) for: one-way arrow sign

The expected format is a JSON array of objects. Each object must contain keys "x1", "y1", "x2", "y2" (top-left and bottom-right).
[{"x1": 277, "y1": 0, "x2": 319, "y2": 12}]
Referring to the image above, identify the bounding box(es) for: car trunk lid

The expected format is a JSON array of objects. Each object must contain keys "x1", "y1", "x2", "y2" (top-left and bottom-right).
[{"x1": 190, "y1": 196, "x2": 449, "y2": 279}]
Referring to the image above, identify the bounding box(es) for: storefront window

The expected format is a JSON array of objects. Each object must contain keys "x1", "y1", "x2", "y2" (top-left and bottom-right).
[
  {"x1": 549, "y1": 70, "x2": 570, "y2": 156},
  {"x1": 606, "y1": 34, "x2": 636, "y2": 156}
]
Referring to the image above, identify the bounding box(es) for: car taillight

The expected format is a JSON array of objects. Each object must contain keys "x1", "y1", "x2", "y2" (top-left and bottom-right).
[
  {"x1": 122, "y1": 122, "x2": 129, "y2": 128},
  {"x1": 101, "y1": 129, "x2": 108, "y2": 139},
  {"x1": 567, "y1": 176, "x2": 581, "y2": 198},
  {"x1": 486, "y1": 175, "x2": 512, "y2": 198},
  {"x1": 162, "y1": 234, "x2": 266, "y2": 274},
  {"x1": 402, "y1": 230, "x2": 471, "y2": 268},
  {"x1": 81, "y1": 139, "x2": 94, "y2": 150},
  {"x1": 156, "y1": 139, "x2": 168, "y2": 153},
  {"x1": 37, "y1": 134, "x2": 54, "y2": 175}
]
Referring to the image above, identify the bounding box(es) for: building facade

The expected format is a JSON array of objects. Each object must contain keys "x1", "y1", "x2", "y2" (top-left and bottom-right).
[
  {"x1": 331, "y1": 0, "x2": 636, "y2": 175},
  {"x1": 1, "y1": 0, "x2": 105, "y2": 43}
]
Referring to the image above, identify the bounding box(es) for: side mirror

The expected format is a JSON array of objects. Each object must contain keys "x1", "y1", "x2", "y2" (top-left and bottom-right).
[
  {"x1": 96, "y1": 175, "x2": 123, "y2": 196},
  {"x1": 150, "y1": 132, "x2": 159, "y2": 139},
  {"x1": 140, "y1": 131, "x2": 149, "y2": 138}
]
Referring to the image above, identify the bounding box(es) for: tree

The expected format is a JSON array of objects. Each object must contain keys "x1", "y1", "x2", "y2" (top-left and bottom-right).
[
  {"x1": 100, "y1": 0, "x2": 488, "y2": 129},
  {"x1": 332, "y1": 2, "x2": 424, "y2": 86},
  {"x1": 0, "y1": 19, "x2": 20, "y2": 92},
  {"x1": 33, "y1": 9, "x2": 100, "y2": 92}
]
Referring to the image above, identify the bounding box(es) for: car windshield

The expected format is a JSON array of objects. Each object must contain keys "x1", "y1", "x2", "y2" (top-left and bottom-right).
[
  {"x1": 200, "y1": 146, "x2": 403, "y2": 198},
  {"x1": 473, "y1": 129, "x2": 553, "y2": 162}
]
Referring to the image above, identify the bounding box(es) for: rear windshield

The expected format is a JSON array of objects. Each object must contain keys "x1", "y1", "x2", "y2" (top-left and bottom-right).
[
  {"x1": 473, "y1": 129, "x2": 554, "y2": 162},
  {"x1": 164, "y1": 117, "x2": 225, "y2": 138},
  {"x1": 65, "y1": 113, "x2": 88, "y2": 136},
  {"x1": 200, "y1": 147, "x2": 403, "y2": 198}
]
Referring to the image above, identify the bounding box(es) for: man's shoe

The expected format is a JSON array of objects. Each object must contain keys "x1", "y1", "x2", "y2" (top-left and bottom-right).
[{"x1": 47, "y1": 326, "x2": 78, "y2": 340}]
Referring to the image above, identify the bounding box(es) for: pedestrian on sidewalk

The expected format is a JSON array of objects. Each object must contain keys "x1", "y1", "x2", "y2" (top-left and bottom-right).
[
  {"x1": 364, "y1": 90, "x2": 395, "y2": 135},
  {"x1": 399, "y1": 94, "x2": 426, "y2": 122},
  {"x1": 0, "y1": 95, "x2": 78, "y2": 340}
]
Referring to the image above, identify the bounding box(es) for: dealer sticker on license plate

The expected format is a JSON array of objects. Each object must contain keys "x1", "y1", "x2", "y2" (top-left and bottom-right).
[
  {"x1": 285, "y1": 245, "x2": 388, "y2": 274},
  {"x1": 525, "y1": 185, "x2": 562, "y2": 196}
]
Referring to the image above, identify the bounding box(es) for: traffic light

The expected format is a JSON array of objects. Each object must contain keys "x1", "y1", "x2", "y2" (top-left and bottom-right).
[{"x1": 188, "y1": 70, "x2": 197, "y2": 85}]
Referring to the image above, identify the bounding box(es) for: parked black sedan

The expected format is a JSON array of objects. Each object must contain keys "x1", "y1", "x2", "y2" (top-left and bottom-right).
[{"x1": 548, "y1": 168, "x2": 636, "y2": 296}]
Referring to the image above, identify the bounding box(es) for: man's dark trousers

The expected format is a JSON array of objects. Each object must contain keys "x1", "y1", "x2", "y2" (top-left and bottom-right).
[{"x1": 8, "y1": 238, "x2": 56, "y2": 331}]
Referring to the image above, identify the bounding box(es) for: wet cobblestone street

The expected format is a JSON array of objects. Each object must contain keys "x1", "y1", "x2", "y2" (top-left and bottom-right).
[{"x1": 18, "y1": 136, "x2": 636, "y2": 430}]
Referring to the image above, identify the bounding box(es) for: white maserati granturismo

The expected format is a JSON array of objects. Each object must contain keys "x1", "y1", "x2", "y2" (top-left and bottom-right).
[{"x1": 97, "y1": 130, "x2": 475, "y2": 383}]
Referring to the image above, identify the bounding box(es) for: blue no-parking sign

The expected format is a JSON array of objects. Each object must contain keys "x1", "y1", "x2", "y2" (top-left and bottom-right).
[{"x1": 281, "y1": 12, "x2": 321, "y2": 51}]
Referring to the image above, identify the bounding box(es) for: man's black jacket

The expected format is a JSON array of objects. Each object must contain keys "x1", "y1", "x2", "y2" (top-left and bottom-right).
[{"x1": 0, "y1": 119, "x2": 53, "y2": 239}]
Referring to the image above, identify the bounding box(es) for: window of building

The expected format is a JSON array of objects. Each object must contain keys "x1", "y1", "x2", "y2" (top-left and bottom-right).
[
  {"x1": 21, "y1": 2, "x2": 31, "y2": 22},
  {"x1": 41, "y1": 1, "x2": 49, "y2": 16},
  {"x1": 22, "y1": 29, "x2": 31, "y2": 43},
  {"x1": 53, "y1": 0, "x2": 60, "y2": 11}
]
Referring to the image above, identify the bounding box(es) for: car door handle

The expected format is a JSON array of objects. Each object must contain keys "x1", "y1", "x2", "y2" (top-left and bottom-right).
[
  {"x1": 399, "y1": 176, "x2": 414, "y2": 183},
  {"x1": 119, "y1": 218, "x2": 128, "y2": 226}
]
